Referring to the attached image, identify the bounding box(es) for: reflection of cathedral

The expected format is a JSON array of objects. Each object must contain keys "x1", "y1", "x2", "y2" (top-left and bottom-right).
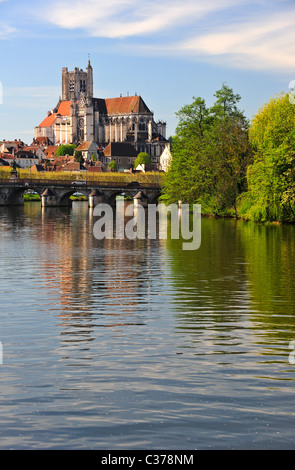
[{"x1": 34, "y1": 61, "x2": 168, "y2": 159}]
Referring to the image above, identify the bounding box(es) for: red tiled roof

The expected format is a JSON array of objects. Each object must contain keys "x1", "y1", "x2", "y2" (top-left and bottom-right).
[
  {"x1": 57, "y1": 101, "x2": 71, "y2": 116},
  {"x1": 33, "y1": 136, "x2": 53, "y2": 146},
  {"x1": 105, "y1": 96, "x2": 151, "y2": 115},
  {"x1": 38, "y1": 113, "x2": 57, "y2": 128},
  {"x1": 38, "y1": 101, "x2": 72, "y2": 128},
  {"x1": 44, "y1": 145, "x2": 59, "y2": 158},
  {"x1": 75, "y1": 141, "x2": 96, "y2": 151},
  {"x1": 23, "y1": 145, "x2": 40, "y2": 153},
  {"x1": 64, "y1": 162, "x2": 81, "y2": 171}
]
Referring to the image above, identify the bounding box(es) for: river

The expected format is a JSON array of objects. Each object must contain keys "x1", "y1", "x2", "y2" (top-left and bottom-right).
[{"x1": 0, "y1": 201, "x2": 295, "y2": 449}]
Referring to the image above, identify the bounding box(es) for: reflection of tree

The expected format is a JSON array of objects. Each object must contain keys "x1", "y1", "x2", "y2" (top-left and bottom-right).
[
  {"x1": 165, "y1": 215, "x2": 295, "y2": 352},
  {"x1": 165, "y1": 216, "x2": 248, "y2": 318},
  {"x1": 236, "y1": 221, "x2": 295, "y2": 340}
]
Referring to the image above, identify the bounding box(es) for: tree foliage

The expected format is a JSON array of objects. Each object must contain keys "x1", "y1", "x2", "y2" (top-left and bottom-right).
[
  {"x1": 134, "y1": 152, "x2": 151, "y2": 167},
  {"x1": 239, "y1": 93, "x2": 295, "y2": 222},
  {"x1": 56, "y1": 144, "x2": 76, "y2": 157},
  {"x1": 108, "y1": 160, "x2": 117, "y2": 172},
  {"x1": 163, "y1": 84, "x2": 252, "y2": 216}
]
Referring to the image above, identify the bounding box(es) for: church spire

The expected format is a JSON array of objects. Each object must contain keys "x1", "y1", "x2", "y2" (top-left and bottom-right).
[
  {"x1": 86, "y1": 56, "x2": 93, "y2": 98},
  {"x1": 87, "y1": 53, "x2": 91, "y2": 67}
]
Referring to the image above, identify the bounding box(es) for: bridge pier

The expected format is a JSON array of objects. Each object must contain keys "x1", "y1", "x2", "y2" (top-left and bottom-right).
[
  {"x1": 0, "y1": 187, "x2": 24, "y2": 205},
  {"x1": 88, "y1": 189, "x2": 104, "y2": 208},
  {"x1": 133, "y1": 191, "x2": 148, "y2": 208},
  {"x1": 41, "y1": 188, "x2": 71, "y2": 207}
]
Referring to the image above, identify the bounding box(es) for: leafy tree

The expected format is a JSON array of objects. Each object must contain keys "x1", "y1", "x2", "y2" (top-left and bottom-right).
[
  {"x1": 163, "y1": 85, "x2": 251, "y2": 216},
  {"x1": 56, "y1": 144, "x2": 76, "y2": 157},
  {"x1": 175, "y1": 97, "x2": 211, "y2": 138},
  {"x1": 210, "y1": 83, "x2": 245, "y2": 121},
  {"x1": 134, "y1": 152, "x2": 151, "y2": 167},
  {"x1": 239, "y1": 93, "x2": 295, "y2": 222},
  {"x1": 205, "y1": 86, "x2": 251, "y2": 214},
  {"x1": 108, "y1": 160, "x2": 117, "y2": 172}
]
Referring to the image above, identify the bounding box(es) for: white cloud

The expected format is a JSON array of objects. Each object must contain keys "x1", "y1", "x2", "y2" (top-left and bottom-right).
[
  {"x1": 42, "y1": 0, "x2": 247, "y2": 38},
  {"x1": 27, "y1": 0, "x2": 295, "y2": 73},
  {"x1": 178, "y1": 11, "x2": 295, "y2": 72},
  {"x1": 0, "y1": 22, "x2": 15, "y2": 39},
  {"x1": 0, "y1": 0, "x2": 16, "y2": 38}
]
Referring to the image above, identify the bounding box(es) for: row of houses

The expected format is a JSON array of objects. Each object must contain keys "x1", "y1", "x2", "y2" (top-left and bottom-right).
[{"x1": 0, "y1": 137, "x2": 172, "y2": 173}]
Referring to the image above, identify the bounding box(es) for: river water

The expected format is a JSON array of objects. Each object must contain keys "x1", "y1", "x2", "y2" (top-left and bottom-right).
[{"x1": 0, "y1": 201, "x2": 295, "y2": 450}]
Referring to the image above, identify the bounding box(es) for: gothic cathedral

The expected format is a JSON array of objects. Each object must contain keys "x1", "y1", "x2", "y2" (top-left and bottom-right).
[{"x1": 34, "y1": 61, "x2": 168, "y2": 160}]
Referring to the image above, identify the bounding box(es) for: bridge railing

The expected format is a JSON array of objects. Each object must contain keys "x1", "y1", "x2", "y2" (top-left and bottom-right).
[{"x1": 0, "y1": 178, "x2": 161, "y2": 189}]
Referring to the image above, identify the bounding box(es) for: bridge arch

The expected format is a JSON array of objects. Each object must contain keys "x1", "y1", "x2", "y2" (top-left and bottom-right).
[
  {"x1": 58, "y1": 188, "x2": 90, "y2": 204},
  {"x1": 105, "y1": 190, "x2": 132, "y2": 206},
  {"x1": 23, "y1": 184, "x2": 43, "y2": 197}
]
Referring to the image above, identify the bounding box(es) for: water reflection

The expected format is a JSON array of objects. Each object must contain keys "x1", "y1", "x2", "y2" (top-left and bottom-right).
[
  {"x1": 164, "y1": 216, "x2": 295, "y2": 369},
  {"x1": 1, "y1": 202, "x2": 295, "y2": 449},
  {"x1": 32, "y1": 204, "x2": 169, "y2": 369}
]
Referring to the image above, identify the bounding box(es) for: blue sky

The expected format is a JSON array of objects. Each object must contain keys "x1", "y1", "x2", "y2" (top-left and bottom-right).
[{"x1": 0, "y1": 0, "x2": 294, "y2": 143}]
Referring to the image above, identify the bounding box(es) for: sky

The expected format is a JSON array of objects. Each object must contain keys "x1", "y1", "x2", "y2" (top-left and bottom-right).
[{"x1": 0, "y1": 0, "x2": 294, "y2": 143}]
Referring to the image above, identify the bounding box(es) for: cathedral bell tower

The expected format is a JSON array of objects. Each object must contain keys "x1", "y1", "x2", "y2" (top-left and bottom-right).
[{"x1": 62, "y1": 60, "x2": 93, "y2": 101}]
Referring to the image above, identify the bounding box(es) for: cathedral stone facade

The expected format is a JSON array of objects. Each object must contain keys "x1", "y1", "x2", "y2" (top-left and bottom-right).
[{"x1": 34, "y1": 61, "x2": 168, "y2": 161}]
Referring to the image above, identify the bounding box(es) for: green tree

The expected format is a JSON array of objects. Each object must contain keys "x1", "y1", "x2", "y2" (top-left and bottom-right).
[
  {"x1": 108, "y1": 160, "x2": 117, "y2": 172},
  {"x1": 163, "y1": 86, "x2": 251, "y2": 216},
  {"x1": 56, "y1": 144, "x2": 76, "y2": 157},
  {"x1": 134, "y1": 152, "x2": 151, "y2": 167},
  {"x1": 239, "y1": 93, "x2": 295, "y2": 222},
  {"x1": 163, "y1": 97, "x2": 213, "y2": 204},
  {"x1": 210, "y1": 83, "x2": 245, "y2": 121},
  {"x1": 205, "y1": 86, "x2": 251, "y2": 214},
  {"x1": 175, "y1": 97, "x2": 211, "y2": 138}
]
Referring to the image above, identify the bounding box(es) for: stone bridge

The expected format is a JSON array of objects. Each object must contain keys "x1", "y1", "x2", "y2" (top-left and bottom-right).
[{"x1": 0, "y1": 178, "x2": 161, "y2": 207}]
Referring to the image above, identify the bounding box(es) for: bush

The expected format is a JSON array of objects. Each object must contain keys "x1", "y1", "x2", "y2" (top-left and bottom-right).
[
  {"x1": 56, "y1": 144, "x2": 76, "y2": 157},
  {"x1": 134, "y1": 152, "x2": 151, "y2": 167}
]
